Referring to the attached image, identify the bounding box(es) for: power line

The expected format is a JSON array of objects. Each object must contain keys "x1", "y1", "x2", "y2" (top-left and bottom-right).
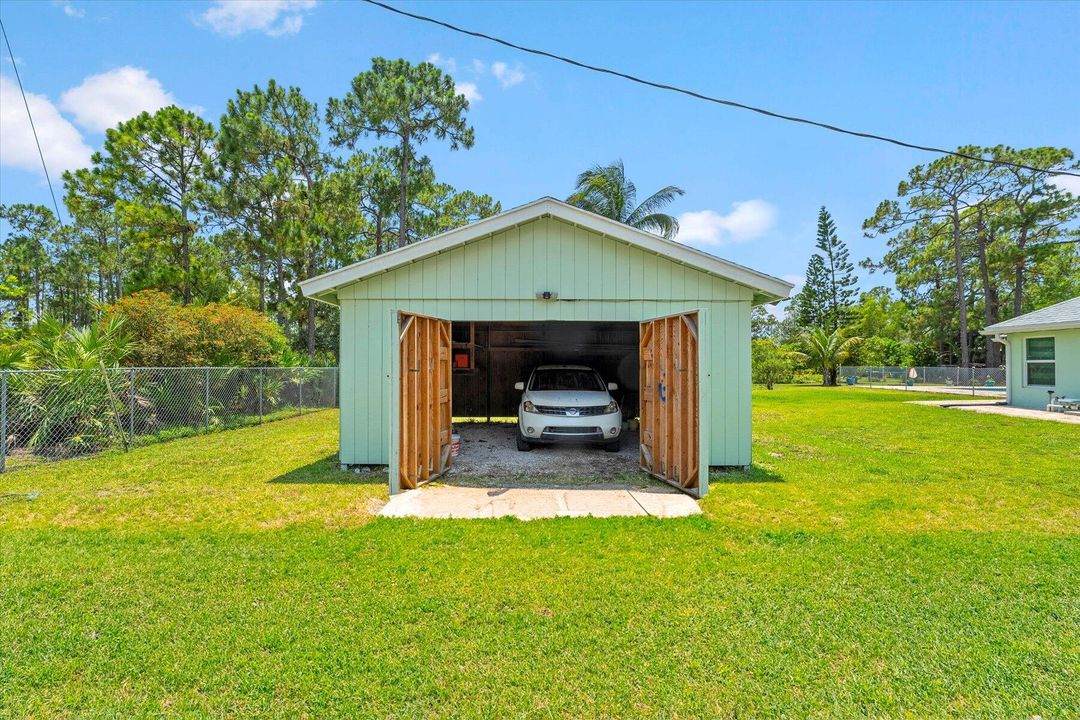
[
  {"x1": 0, "y1": 18, "x2": 65, "y2": 220},
  {"x1": 360, "y1": 0, "x2": 1080, "y2": 180}
]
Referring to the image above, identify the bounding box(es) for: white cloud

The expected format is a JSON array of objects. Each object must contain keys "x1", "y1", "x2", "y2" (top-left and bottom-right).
[
  {"x1": 58, "y1": 2, "x2": 85, "y2": 18},
  {"x1": 764, "y1": 274, "x2": 805, "y2": 318},
  {"x1": 425, "y1": 55, "x2": 523, "y2": 100},
  {"x1": 1050, "y1": 173, "x2": 1080, "y2": 196},
  {"x1": 782, "y1": 273, "x2": 805, "y2": 289},
  {"x1": 676, "y1": 199, "x2": 778, "y2": 245},
  {"x1": 60, "y1": 66, "x2": 177, "y2": 132},
  {"x1": 491, "y1": 61, "x2": 525, "y2": 88},
  {"x1": 455, "y1": 82, "x2": 482, "y2": 103},
  {"x1": 427, "y1": 52, "x2": 456, "y2": 73},
  {"x1": 0, "y1": 75, "x2": 92, "y2": 176},
  {"x1": 200, "y1": 0, "x2": 316, "y2": 37}
]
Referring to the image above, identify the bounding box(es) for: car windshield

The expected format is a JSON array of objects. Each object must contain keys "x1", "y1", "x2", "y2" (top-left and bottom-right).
[{"x1": 530, "y1": 369, "x2": 605, "y2": 392}]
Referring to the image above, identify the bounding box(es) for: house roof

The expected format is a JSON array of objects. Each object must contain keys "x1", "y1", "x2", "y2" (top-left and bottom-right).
[
  {"x1": 982, "y1": 296, "x2": 1080, "y2": 335},
  {"x1": 299, "y1": 197, "x2": 794, "y2": 306}
]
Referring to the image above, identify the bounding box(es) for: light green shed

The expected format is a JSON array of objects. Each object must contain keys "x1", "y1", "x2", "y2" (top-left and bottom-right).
[
  {"x1": 301, "y1": 198, "x2": 792, "y2": 497},
  {"x1": 983, "y1": 296, "x2": 1080, "y2": 410}
]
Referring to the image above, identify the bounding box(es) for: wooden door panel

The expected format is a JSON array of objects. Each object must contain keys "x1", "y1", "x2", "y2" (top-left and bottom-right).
[
  {"x1": 639, "y1": 312, "x2": 699, "y2": 492},
  {"x1": 399, "y1": 312, "x2": 453, "y2": 490}
]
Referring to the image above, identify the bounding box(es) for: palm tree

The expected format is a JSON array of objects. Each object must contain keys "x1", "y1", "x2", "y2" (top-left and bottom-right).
[
  {"x1": 566, "y1": 160, "x2": 684, "y2": 240},
  {"x1": 792, "y1": 327, "x2": 861, "y2": 386},
  {"x1": 25, "y1": 315, "x2": 132, "y2": 369}
]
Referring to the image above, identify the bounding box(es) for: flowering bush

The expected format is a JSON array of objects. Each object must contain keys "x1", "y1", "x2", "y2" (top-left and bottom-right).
[{"x1": 103, "y1": 291, "x2": 286, "y2": 367}]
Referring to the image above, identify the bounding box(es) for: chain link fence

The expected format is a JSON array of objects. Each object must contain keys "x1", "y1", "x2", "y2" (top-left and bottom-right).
[
  {"x1": 840, "y1": 365, "x2": 1007, "y2": 389},
  {"x1": 1, "y1": 367, "x2": 337, "y2": 473}
]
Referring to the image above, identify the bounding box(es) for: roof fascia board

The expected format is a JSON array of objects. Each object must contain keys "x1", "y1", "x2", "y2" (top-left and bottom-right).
[{"x1": 981, "y1": 320, "x2": 1080, "y2": 335}]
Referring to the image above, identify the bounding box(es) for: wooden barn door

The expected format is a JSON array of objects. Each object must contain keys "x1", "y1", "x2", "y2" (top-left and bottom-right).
[
  {"x1": 639, "y1": 312, "x2": 700, "y2": 494},
  {"x1": 398, "y1": 312, "x2": 453, "y2": 490}
]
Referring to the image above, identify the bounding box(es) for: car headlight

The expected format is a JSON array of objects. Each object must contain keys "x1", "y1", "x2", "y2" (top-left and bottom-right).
[
  {"x1": 604, "y1": 400, "x2": 619, "y2": 414},
  {"x1": 523, "y1": 400, "x2": 537, "y2": 413}
]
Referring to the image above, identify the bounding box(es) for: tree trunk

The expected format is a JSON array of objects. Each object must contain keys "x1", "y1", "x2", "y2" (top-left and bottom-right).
[
  {"x1": 304, "y1": 252, "x2": 317, "y2": 355},
  {"x1": 975, "y1": 208, "x2": 1002, "y2": 367},
  {"x1": 398, "y1": 132, "x2": 410, "y2": 246},
  {"x1": 33, "y1": 267, "x2": 41, "y2": 320},
  {"x1": 181, "y1": 209, "x2": 192, "y2": 305},
  {"x1": 116, "y1": 235, "x2": 124, "y2": 299},
  {"x1": 306, "y1": 299, "x2": 317, "y2": 356},
  {"x1": 950, "y1": 203, "x2": 970, "y2": 367},
  {"x1": 1013, "y1": 227, "x2": 1028, "y2": 317},
  {"x1": 274, "y1": 255, "x2": 288, "y2": 338},
  {"x1": 375, "y1": 214, "x2": 383, "y2": 256},
  {"x1": 257, "y1": 254, "x2": 266, "y2": 313}
]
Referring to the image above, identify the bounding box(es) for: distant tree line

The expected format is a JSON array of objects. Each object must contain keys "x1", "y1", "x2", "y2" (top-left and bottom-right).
[
  {"x1": 754, "y1": 146, "x2": 1078, "y2": 387},
  {"x1": 1, "y1": 57, "x2": 500, "y2": 360}
]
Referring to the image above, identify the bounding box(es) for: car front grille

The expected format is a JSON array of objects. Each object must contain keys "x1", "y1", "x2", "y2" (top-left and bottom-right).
[
  {"x1": 542, "y1": 426, "x2": 602, "y2": 435},
  {"x1": 534, "y1": 405, "x2": 610, "y2": 416}
]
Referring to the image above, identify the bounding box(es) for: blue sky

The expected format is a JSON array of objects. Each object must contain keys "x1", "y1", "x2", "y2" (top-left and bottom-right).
[{"x1": 2, "y1": 0, "x2": 1078, "y2": 308}]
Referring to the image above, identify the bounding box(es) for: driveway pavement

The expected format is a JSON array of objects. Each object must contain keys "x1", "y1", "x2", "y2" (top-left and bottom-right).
[
  {"x1": 379, "y1": 481, "x2": 701, "y2": 520},
  {"x1": 908, "y1": 400, "x2": 1080, "y2": 424}
]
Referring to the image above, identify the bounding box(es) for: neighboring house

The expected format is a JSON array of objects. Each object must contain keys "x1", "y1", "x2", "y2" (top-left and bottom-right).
[
  {"x1": 301, "y1": 197, "x2": 793, "y2": 497},
  {"x1": 982, "y1": 296, "x2": 1080, "y2": 410}
]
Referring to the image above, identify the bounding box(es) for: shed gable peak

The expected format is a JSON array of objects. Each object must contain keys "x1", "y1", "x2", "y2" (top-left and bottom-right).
[{"x1": 300, "y1": 197, "x2": 793, "y2": 305}]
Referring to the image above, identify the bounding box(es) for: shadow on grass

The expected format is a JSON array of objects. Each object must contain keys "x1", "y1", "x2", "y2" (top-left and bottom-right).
[
  {"x1": 268, "y1": 455, "x2": 385, "y2": 485},
  {"x1": 710, "y1": 464, "x2": 785, "y2": 484}
]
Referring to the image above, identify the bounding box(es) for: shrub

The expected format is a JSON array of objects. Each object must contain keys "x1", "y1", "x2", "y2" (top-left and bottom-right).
[
  {"x1": 791, "y1": 370, "x2": 822, "y2": 385},
  {"x1": 104, "y1": 291, "x2": 286, "y2": 367},
  {"x1": 850, "y1": 336, "x2": 906, "y2": 366},
  {"x1": 847, "y1": 335, "x2": 940, "y2": 367},
  {"x1": 752, "y1": 339, "x2": 795, "y2": 389}
]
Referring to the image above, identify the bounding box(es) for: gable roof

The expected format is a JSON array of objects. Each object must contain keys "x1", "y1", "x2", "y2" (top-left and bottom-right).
[
  {"x1": 982, "y1": 296, "x2": 1080, "y2": 335},
  {"x1": 300, "y1": 197, "x2": 794, "y2": 306}
]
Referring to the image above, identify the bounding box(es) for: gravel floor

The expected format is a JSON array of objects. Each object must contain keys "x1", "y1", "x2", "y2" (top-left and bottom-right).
[{"x1": 445, "y1": 423, "x2": 643, "y2": 483}]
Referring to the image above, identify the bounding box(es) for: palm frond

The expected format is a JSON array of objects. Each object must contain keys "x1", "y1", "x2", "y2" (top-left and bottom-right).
[
  {"x1": 625, "y1": 185, "x2": 685, "y2": 227},
  {"x1": 632, "y1": 212, "x2": 679, "y2": 240}
]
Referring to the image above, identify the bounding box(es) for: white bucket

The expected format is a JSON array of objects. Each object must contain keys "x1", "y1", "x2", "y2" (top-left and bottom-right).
[{"x1": 450, "y1": 433, "x2": 462, "y2": 457}]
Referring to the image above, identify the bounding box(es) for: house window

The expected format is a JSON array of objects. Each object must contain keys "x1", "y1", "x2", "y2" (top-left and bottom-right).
[{"x1": 1025, "y1": 337, "x2": 1055, "y2": 386}]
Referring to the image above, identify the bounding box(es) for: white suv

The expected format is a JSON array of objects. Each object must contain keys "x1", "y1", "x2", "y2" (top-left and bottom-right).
[{"x1": 514, "y1": 365, "x2": 622, "y2": 452}]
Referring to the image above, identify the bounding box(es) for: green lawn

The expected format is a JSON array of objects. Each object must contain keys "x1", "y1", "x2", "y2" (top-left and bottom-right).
[{"x1": 2, "y1": 388, "x2": 1077, "y2": 718}]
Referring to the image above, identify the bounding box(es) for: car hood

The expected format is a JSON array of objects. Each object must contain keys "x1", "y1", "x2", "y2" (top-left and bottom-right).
[{"x1": 523, "y1": 390, "x2": 613, "y2": 407}]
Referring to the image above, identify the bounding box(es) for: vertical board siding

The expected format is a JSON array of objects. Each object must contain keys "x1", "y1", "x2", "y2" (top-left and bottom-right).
[
  {"x1": 336, "y1": 216, "x2": 755, "y2": 469},
  {"x1": 338, "y1": 298, "x2": 356, "y2": 464}
]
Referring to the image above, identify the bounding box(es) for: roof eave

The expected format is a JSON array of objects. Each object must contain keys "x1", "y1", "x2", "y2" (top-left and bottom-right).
[{"x1": 981, "y1": 320, "x2": 1080, "y2": 335}]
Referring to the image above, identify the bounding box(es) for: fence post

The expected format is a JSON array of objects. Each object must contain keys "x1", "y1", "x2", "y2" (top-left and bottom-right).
[
  {"x1": 298, "y1": 367, "x2": 303, "y2": 416},
  {"x1": 258, "y1": 368, "x2": 264, "y2": 423},
  {"x1": 204, "y1": 368, "x2": 211, "y2": 433},
  {"x1": 1, "y1": 370, "x2": 7, "y2": 474},
  {"x1": 128, "y1": 368, "x2": 135, "y2": 444}
]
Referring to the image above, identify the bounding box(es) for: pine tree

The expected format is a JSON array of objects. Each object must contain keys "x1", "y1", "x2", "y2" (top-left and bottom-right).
[
  {"x1": 793, "y1": 253, "x2": 828, "y2": 330},
  {"x1": 814, "y1": 206, "x2": 858, "y2": 331}
]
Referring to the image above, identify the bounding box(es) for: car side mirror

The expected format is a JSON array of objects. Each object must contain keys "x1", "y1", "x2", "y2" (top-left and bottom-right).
[
  {"x1": 608, "y1": 382, "x2": 618, "y2": 391},
  {"x1": 514, "y1": 381, "x2": 525, "y2": 391}
]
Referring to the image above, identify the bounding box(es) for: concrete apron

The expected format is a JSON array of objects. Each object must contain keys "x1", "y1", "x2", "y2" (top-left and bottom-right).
[{"x1": 379, "y1": 483, "x2": 701, "y2": 520}]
